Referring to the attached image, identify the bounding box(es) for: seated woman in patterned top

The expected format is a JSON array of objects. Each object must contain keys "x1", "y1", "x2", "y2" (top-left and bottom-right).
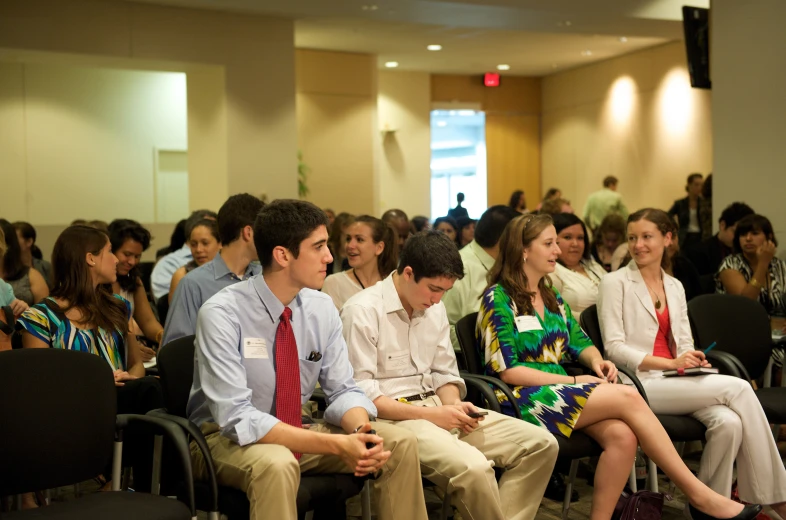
[
  {"x1": 477, "y1": 213, "x2": 761, "y2": 520},
  {"x1": 17, "y1": 225, "x2": 144, "y2": 386}
]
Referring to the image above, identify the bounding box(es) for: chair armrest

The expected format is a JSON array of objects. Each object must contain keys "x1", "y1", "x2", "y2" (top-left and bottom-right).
[
  {"x1": 461, "y1": 375, "x2": 503, "y2": 414},
  {"x1": 116, "y1": 413, "x2": 196, "y2": 517},
  {"x1": 704, "y1": 351, "x2": 744, "y2": 379},
  {"x1": 460, "y1": 372, "x2": 523, "y2": 420},
  {"x1": 147, "y1": 409, "x2": 218, "y2": 513},
  {"x1": 615, "y1": 366, "x2": 650, "y2": 405}
]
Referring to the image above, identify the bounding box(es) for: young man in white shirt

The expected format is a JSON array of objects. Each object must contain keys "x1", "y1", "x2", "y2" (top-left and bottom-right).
[{"x1": 341, "y1": 230, "x2": 559, "y2": 520}]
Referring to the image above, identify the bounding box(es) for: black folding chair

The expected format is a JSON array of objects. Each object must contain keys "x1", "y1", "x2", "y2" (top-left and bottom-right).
[
  {"x1": 455, "y1": 312, "x2": 602, "y2": 518},
  {"x1": 0, "y1": 349, "x2": 195, "y2": 519},
  {"x1": 155, "y1": 335, "x2": 369, "y2": 520},
  {"x1": 581, "y1": 304, "x2": 711, "y2": 490},
  {"x1": 688, "y1": 294, "x2": 786, "y2": 431}
]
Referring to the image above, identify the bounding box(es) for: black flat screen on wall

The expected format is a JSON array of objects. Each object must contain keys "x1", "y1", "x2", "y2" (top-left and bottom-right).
[{"x1": 682, "y1": 6, "x2": 711, "y2": 89}]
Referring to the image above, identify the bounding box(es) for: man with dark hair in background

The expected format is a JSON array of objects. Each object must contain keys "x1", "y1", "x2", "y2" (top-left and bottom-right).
[
  {"x1": 448, "y1": 192, "x2": 469, "y2": 221},
  {"x1": 686, "y1": 202, "x2": 755, "y2": 291},
  {"x1": 151, "y1": 209, "x2": 217, "y2": 300},
  {"x1": 188, "y1": 199, "x2": 428, "y2": 520},
  {"x1": 163, "y1": 194, "x2": 263, "y2": 344},
  {"x1": 443, "y1": 204, "x2": 519, "y2": 347},
  {"x1": 341, "y1": 230, "x2": 558, "y2": 520}
]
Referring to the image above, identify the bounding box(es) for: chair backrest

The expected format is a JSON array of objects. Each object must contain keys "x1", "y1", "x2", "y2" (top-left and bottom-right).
[
  {"x1": 0, "y1": 349, "x2": 116, "y2": 495},
  {"x1": 157, "y1": 335, "x2": 197, "y2": 418},
  {"x1": 455, "y1": 312, "x2": 483, "y2": 375},
  {"x1": 688, "y1": 294, "x2": 773, "y2": 379},
  {"x1": 579, "y1": 305, "x2": 605, "y2": 356},
  {"x1": 157, "y1": 294, "x2": 170, "y2": 327}
]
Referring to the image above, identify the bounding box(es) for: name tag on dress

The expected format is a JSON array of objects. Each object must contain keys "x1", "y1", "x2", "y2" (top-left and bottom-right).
[
  {"x1": 243, "y1": 338, "x2": 268, "y2": 359},
  {"x1": 515, "y1": 315, "x2": 543, "y2": 333},
  {"x1": 385, "y1": 351, "x2": 410, "y2": 371}
]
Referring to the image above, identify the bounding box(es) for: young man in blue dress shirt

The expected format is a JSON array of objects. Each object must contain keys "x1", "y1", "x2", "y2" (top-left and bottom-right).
[{"x1": 188, "y1": 199, "x2": 427, "y2": 520}]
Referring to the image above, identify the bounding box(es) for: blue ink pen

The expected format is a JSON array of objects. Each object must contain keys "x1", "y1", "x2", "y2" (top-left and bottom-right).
[{"x1": 703, "y1": 341, "x2": 717, "y2": 355}]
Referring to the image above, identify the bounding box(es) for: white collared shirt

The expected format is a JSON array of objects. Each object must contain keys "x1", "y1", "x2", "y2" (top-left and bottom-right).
[
  {"x1": 550, "y1": 258, "x2": 606, "y2": 318},
  {"x1": 341, "y1": 274, "x2": 467, "y2": 402}
]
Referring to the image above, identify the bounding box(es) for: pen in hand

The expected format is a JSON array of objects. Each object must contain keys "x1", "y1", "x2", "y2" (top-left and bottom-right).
[{"x1": 703, "y1": 341, "x2": 717, "y2": 355}]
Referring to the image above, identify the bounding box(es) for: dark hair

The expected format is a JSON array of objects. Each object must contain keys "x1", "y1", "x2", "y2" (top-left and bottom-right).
[
  {"x1": 552, "y1": 213, "x2": 591, "y2": 261},
  {"x1": 603, "y1": 176, "x2": 618, "y2": 188},
  {"x1": 217, "y1": 194, "x2": 263, "y2": 245},
  {"x1": 433, "y1": 216, "x2": 458, "y2": 234},
  {"x1": 168, "y1": 219, "x2": 187, "y2": 251},
  {"x1": 733, "y1": 214, "x2": 777, "y2": 254},
  {"x1": 474, "y1": 205, "x2": 519, "y2": 248},
  {"x1": 397, "y1": 230, "x2": 464, "y2": 282},
  {"x1": 702, "y1": 173, "x2": 713, "y2": 199},
  {"x1": 686, "y1": 172, "x2": 703, "y2": 192},
  {"x1": 0, "y1": 219, "x2": 28, "y2": 281},
  {"x1": 411, "y1": 216, "x2": 430, "y2": 233},
  {"x1": 351, "y1": 216, "x2": 399, "y2": 278},
  {"x1": 189, "y1": 218, "x2": 220, "y2": 243},
  {"x1": 108, "y1": 219, "x2": 152, "y2": 292},
  {"x1": 540, "y1": 197, "x2": 571, "y2": 215},
  {"x1": 329, "y1": 212, "x2": 355, "y2": 261},
  {"x1": 12, "y1": 221, "x2": 43, "y2": 260},
  {"x1": 719, "y1": 202, "x2": 754, "y2": 227},
  {"x1": 381, "y1": 209, "x2": 409, "y2": 224},
  {"x1": 544, "y1": 188, "x2": 560, "y2": 199},
  {"x1": 51, "y1": 226, "x2": 128, "y2": 335},
  {"x1": 254, "y1": 199, "x2": 330, "y2": 269},
  {"x1": 594, "y1": 214, "x2": 626, "y2": 245},
  {"x1": 185, "y1": 209, "x2": 218, "y2": 242},
  {"x1": 508, "y1": 190, "x2": 525, "y2": 209},
  {"x1": 486, "y1": 214, "x2": 560, "y2": 315},
  {"x1": 627, "y1": 208, "x2": 677, "y2": 269},
  {"x1": 456, "y1": 192, "x2": 465, "y2": 204}
]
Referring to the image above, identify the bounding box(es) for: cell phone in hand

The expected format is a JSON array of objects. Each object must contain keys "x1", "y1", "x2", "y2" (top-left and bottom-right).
[
  {"x1": 467, "y1": 411, "x2": 488, "y2": 418},
  {"x1": 366, "y1": 429, "x2": 376, "y2": 449}
]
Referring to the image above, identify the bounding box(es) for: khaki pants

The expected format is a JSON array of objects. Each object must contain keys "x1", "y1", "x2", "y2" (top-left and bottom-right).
[
  {"x1": 381, "y1": 396, "x2": 559, "y2": 520},
  {"x1": 191, "y1": 421, "x2": 428, "y2": 520}
]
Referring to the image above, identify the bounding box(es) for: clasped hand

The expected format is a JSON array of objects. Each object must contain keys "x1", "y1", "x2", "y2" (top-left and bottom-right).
[
  {"x1": 339, "y1": 423, "x2": 391, "y2": 477},
  {"x1": 589, "y1": 359, "x2": 618, "y2": 383}
]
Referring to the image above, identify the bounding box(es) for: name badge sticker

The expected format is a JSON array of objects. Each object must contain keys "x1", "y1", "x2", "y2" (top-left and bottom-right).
[
  {"x1": 243, "y1": 338, "x2": 268, "y2": 359},
  {"x1": 385, "y1": 351, "x2": 410, "y2": 371},
  {"x1": 515, "y1": 315, "x2": 543, "y2": 333}
]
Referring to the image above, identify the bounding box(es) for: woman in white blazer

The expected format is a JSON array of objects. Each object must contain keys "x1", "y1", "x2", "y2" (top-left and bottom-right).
[{"x1": 598, "y1": 208, "x2": 786, "y2": 515}]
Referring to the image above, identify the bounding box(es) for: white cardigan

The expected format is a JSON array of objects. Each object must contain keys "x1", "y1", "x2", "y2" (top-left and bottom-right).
[{"x1": 597, "y1": 262, "x2": 694, "y2": 381}]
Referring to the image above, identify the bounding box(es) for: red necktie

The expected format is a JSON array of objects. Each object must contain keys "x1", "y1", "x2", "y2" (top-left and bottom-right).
[{"x1": 275, "y1": 307, "x2": 302, "y2": 459}]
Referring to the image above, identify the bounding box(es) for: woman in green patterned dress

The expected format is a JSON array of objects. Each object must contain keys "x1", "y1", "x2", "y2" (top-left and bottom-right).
[{"x1": 477, "y1": 213, "x2": 761, "y2": 520}]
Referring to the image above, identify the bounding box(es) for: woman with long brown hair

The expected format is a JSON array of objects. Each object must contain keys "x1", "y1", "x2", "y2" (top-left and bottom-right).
[
  {"x1": 17, "y1": 225, "x2": 144, "y2": 386},
  {"x1": 477, "y1": 213, "x2": 761, "y2": 520},
  {"x1": 322, "y1": 215, "x2": 398, "y2": 309}
]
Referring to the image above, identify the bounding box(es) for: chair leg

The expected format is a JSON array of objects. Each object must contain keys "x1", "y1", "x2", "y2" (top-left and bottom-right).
[
  {"x1": 629, "y1": 464, "x2": 637, "y2": 492},
  {"x1": 441, "y1": 491, "x2": 452, "y2": 520},
  {"x1": 361, "y1": 480, "x2": 372, "y2": 520},
  {"x1": 151, "y1": 434, "x2": 164, "y2": 495},
  {"x1": 208, "y1": 512, "x2": 220, "y2": 520},
  {"x1": 764, "y1": 357, "x2": 774, "y2": 387},
  {"x1": 647, "y1": 458, "x2": 658, "y2": 492},
  {"x1": 562, "y1": 459, "x2": 579, "y2": 520},
  {"x1": 112, "y1": 439, "x2": 123, "y2": 491},
  {"x1": 74, "y1": 482, "x2": 81, "y2": 498}
]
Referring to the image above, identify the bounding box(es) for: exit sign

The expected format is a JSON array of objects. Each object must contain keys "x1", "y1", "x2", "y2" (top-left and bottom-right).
[{"x1": 484, "y1": 73, "x2": 500, "y2": 87}]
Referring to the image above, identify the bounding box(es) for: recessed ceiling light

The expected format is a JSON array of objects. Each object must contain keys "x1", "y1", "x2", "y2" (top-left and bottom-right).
[
  {"x1": 581, "y1": 50, "x2": 593, "y2": 57},
  {"x1": 385, "y1": 61, "x2": 399, "y2": 68},
  {"x1": 565, "y1": 20, "x2": 572, "y2": 26},
  {"x1": 497, "y1": 64, "x2": 510, "y2": 71},
  {"x1": 619, "y1": 36, "x2": 628, "y2": 43},
  {"x1": 427, "y1": 44, "x2": 442, "y2": 51},
  {"x1": 361, "y1": 4, "x2": 378, "y2": 10}
]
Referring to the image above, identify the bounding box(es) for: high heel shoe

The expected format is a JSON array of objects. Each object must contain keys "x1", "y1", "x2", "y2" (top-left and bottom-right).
[{"x1": 688, "y1": 503, "x2": 763, "y2": 520}]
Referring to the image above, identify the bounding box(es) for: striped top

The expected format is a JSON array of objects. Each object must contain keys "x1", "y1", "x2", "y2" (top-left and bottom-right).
[{"x1": 16, "y1": 296, "x2": 131, "y2": 371}]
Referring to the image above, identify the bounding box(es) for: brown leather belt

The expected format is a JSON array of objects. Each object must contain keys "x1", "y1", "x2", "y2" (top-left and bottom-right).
[{"x1": 397, "y1": 391, "x2": 436, "y2": 403}]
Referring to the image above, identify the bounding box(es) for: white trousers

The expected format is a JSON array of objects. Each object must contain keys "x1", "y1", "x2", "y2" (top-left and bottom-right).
[{"x1": 643, "y1": 374, "x2": 786, "y2": 504}]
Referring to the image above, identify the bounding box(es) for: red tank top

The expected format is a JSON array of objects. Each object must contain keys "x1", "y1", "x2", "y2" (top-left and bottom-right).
[{"x1": 652, "y1": 306, "x2": 674, "y2": 359}]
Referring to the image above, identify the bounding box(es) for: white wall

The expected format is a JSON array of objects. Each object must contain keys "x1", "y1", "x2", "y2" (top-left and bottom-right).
[
  {"x1": 542, "y1": 42, "x2": 713, "y2": 216},
  {"x1": 0, "y1": 62, "x2": 187, "y2": 225},
  {"x1": 377, "y1": 70, "x2": 432, "y2": 218},
  {"x1": 712, "y1": 0, "x2": 786, "y2": 240}
]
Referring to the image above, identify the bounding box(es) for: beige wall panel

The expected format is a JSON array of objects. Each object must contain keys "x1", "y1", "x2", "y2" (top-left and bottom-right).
[
  {"x1": 486, "y1": 114, "x2": 540, "y2": 209},
  {"x1": 0, "y1": 62, "x2": 27, "y2": 220},
  {"x1": 377, "y1": 70, "x2": 431, "y2": 217},
  {"x1": 296, "y1": 50, "x2": 375, "y2": 97}
]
